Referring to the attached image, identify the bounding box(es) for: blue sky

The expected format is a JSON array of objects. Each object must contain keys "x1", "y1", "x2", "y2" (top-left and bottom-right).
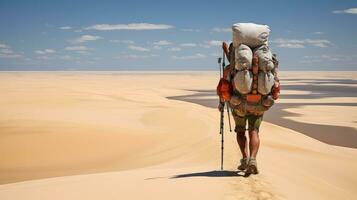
[{"x1": 0, "y1": 0, "x2": 356, "y2": 70}]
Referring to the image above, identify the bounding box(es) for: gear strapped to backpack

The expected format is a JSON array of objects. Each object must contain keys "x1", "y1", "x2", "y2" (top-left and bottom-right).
[{"x1": 217, "y1": 23, "x2": 280, "y2": 116}]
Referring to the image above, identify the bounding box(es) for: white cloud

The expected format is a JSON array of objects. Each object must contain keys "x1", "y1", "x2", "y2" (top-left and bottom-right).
[
  {"x1": 74, "y1": 35, "x2": 102, "y2": 43},
  {"x1": 300, "y1": 54, "x2": 357, "y2": 64},
  {"x1": 109, "y1": 40, "x2": 134, "y2": 44},
  {"x1": 59, "y1": 55, "x2": 74, "y2": 60},
  {"x1": 312, "y1": 31, "x2": 324, "y2": 35},
  {"x1": 116, "y1": 54, "x2": 158, "y2": 59},
  {"x1": 207, "y1": 40, "x2": 222, "y2": 46},
  {"x1": 332, "y1": 8, "x2": 357, "y2": 14},
  {"x1": 172, "y1": 53, "x2": 206, "y2": 60},
  {"x1": 35, "y1": 49, "x2": 56, "y2": 55},
  {"x1": 0, "y1": 43, "x2": 22, "y2": 59},
  {"x1": 202, "y1": 40, "x2": 222, "y2": 48},
  {"x1": 0, "y1": 53, "x2": 21, "y2": 58},
  {"x1": 180, "y1": 43, "x2": 197, "y2": 47},
  {"x1": 168, "y1": 47, "x2": 181, "y2": 52},
  {"x1": 152, "y1": 40, "x2": 172, "y2": 46},
  {"x1": 272, "y1": 38, "x2": 304, "y2": 44},
  {"x1": 277, "y1": 43, "x2": 305, "y2": 48},
  {"x1": 271, "y1": 38, "x2": 331, "y2": 48},
  {"x1": 45, "y1": 49, "x2": 56, "y2": 53},
  {"x1": 211, "y1": 27, "x2": 231, "y2": 32},
  {"x1": 36, "y1": 55, "x2": 51, "y2": 60},
  {"x1": 0, "y1": 43, "x2": 9, "y2": 48},
  {"x1": 153, "y1": 45, "x2": 162, "y2": 50},
  {"x1": 59, "y1": 26, "x2": 72, "y2": 30},
  {"x1": 180, "y1": 28, "x2": 200, "y2": 32},
  {"x1": 210, "y1": 52, "x2": 220, "y2": 57},
  {"x1": 305, "y1": 39, "x2": 331, "y2": 47},
  {"x1": 1, "y1": 49, "x2": 14, "y2": 54},
  {"x1": 65, "y1": 46, "x2": 90, "y2": 53},
  {"x1": 86, "y1": 23, "x2": 173, "y2": 31},
  {"x1": 128, "y1": 45, "x2": 150, "y2": 52}
]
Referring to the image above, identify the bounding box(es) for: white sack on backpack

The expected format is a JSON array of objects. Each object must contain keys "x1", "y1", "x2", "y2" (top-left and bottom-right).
[
  {"x1": 233, "y1": 70, "x2": 253, "y2": 94},
  {"x1": 254, "y1": 45, "x2": 274, "y2": 72},
  {"x1": 257, "y1": 71, "x2": 275, "y2": 95},
  {"x1": 232, "y1": 23, "x2": 270, "y2": 49},
  {"x1": 235, "y1": 44, "x2": 253, "y2": 70}
]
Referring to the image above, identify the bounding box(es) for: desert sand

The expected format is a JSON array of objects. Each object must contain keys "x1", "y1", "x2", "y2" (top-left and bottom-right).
[{"x1": 0, "y1": 71, "x2": 357, "y2": 200}]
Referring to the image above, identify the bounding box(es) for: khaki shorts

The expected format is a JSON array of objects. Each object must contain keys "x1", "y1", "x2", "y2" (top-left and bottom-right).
[{"x1": 232, "y1": 111, "x2": 263, "y2": 133}]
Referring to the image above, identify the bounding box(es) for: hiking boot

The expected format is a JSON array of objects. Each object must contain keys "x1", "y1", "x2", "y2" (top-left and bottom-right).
[
  {"x1": 237, "y1": 157, "x2": 249, "y2": 171},
  {"x1": 246, "y1": 158, "x2": 259, "y2": 175}
]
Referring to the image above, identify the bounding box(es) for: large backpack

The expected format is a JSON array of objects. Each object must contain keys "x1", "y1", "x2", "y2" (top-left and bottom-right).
[{"x1": 228, "y1": 23, "x2": 280, "y2": 116}]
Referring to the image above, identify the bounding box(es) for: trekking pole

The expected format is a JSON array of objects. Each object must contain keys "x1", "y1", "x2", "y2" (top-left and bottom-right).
[
  {"x1": 218, "y1": 58, "x2": 222, "y2": 78},
  {"x1": 218, "y1": 57, "x2": 224, "y2": 171},
  {"x1": 222, "y1": 50, "x2": 232, "y2": 132},
  {"x1": 226, "y1": 105, "x2": 232, "y2": 132},
  {"x1": 220, "y1": 116, "x2": 224, "y2": 171}
]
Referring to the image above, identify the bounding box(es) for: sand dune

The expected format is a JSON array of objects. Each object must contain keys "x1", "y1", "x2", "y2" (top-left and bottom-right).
[{"x1": 0, "y1": 72, "x2": 356, "y2": 200}]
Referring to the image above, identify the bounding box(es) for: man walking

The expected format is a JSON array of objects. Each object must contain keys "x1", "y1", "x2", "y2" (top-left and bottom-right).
[{"x1": 217, "y1": 40, "x2": 280, "y2": 175}]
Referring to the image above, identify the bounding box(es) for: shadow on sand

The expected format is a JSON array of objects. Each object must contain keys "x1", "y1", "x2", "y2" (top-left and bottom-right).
[
  {"x1": 167, "y1": 78, "x2": 357, "y2": 148},
  {"x1": 171, "y1": 170, "x2": 246, "y2": 178}
]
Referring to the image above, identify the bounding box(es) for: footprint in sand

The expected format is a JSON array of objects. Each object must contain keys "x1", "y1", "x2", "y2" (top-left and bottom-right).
[{"x1": 225, "y1": 175, "x2": 282, "y2": 200}]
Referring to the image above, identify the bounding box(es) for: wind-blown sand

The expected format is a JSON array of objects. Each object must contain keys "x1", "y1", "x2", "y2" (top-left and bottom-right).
[{"x1": 0, "y1": 71, "x2": 356, "y2": 200}]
